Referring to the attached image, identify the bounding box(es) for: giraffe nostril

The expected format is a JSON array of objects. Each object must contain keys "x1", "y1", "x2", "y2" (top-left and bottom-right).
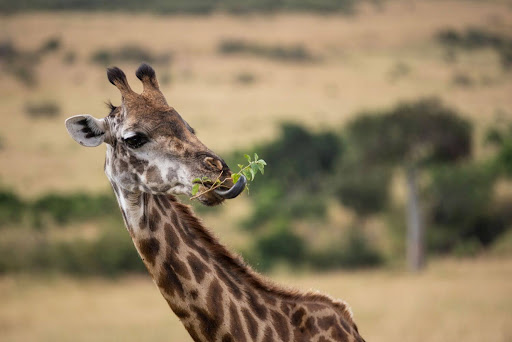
[{"x1": 203, "y1": 156, "x2": 224, "y2": 171}]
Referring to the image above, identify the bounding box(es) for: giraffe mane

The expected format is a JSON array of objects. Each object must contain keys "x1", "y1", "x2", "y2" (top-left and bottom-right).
[{"x1": 169, "y1": 197, "x2": 358, "y2": 331}]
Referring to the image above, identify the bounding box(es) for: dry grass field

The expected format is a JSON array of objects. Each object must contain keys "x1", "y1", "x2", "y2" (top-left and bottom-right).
[
  {"x1": 0, "y1": 1, "x2": 511, "y2": 196},
  {"x1": 0, "y1": 256, "x2": 511, "y2": 342}
]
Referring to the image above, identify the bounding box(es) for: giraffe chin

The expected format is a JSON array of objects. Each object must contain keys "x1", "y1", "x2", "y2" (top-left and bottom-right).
[{"x1": 196, "y1": 194, "x2": 225, "y2": 206}]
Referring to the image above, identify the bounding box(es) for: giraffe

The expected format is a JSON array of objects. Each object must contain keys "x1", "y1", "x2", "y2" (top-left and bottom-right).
[{"x1": 65, "y1": 63, "x2": 366, "y2": 342}]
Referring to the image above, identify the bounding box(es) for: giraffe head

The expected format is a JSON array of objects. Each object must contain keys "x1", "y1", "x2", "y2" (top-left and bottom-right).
[{"x1": 65, "y1": 63, "x2": 245, "y2": 206}]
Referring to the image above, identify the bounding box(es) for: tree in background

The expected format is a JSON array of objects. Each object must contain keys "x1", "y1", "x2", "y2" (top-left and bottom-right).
[
  {"x1": 343, "y1": 98, "x2": 472, "y2": 271},
  {"x1": 231, "y1": 123, "x2": 346, "y2": 271},
  {"x1": 237, "y1": 123, "x2": 343, "y2": 229},
  {"x1": 486, "y1": 119, "x2": 512, "y2": 176},
  {"x1": 427, "y1": 163, "x2": 505, "y2": 255}
]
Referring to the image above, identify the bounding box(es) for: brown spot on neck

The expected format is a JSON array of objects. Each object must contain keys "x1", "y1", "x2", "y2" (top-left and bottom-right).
[
  {"x1": 137, "y1": 237, "x2": 160, "y2": 266},
  {"x1": 187, "y1": 253, "x2": 209, "y2": 284},
  {"x1": 229, "y1": 302, "x2": 247, "y2": 342}
]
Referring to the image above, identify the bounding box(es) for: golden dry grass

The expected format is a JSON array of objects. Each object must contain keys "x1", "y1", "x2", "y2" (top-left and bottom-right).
[
  {"x1": 0, "y1": 256, "x2": 511, "y2": 342},
  {"x1": 0, "y1": 1, "x2": 511, "y2": 196}
]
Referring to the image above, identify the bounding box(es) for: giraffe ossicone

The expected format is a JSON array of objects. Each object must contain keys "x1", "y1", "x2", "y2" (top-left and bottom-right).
[{"x1": 65, "y1": 63, "x2": 365, "y2": 342}]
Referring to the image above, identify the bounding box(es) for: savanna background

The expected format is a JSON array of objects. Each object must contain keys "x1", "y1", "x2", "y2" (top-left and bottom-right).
[{"x1": 1, "y1": 1, "x2": 512, "y2": 341}]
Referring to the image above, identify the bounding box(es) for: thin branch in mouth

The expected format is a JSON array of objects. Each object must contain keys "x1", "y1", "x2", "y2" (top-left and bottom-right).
[{"x1": 190, "y1": 171, "x2": 225, "y2": 200}]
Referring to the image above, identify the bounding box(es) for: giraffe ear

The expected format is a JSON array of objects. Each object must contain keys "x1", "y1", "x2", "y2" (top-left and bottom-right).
[{"x1": 65, "y1": 115, "x2": 106, "y2": 147}]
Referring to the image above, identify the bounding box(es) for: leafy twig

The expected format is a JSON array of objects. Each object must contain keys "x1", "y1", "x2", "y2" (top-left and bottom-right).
[{"x1": 190, "y1": 153, "x2": 266, "y2": 200}]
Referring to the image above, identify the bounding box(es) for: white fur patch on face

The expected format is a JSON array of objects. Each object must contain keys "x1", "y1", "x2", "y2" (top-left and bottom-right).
[{"x1": 148, "y1": 158, "x2": 192, "y2": 195}]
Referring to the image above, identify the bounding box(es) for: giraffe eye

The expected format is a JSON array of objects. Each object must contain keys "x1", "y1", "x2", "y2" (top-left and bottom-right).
[{"x1": 123, "y1": 133, "x2": 149, "y2": 149}]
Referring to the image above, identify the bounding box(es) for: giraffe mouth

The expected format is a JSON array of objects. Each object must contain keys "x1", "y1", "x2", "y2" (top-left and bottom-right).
[{"x1": 213, "y1": 175, "x2": 247, "y2": 199}]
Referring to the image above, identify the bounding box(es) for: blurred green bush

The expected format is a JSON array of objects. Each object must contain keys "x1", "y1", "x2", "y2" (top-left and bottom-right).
[
  {"x1": 436, "y1": 27, "x2": 512, "y2": 69},
  {"x1": 0, "y1": 0, "x2": 356, "y2": 14},
  {"x1": 25, "y1": 100, "x2": 61, "y2": 118},
  {"x1": 0, "y1": 36, "x2": 62, "y2": 87},
  {"x1": 90, "y1": 45, "x2": 172, "y2": 66},
  {"x1": 219, "y1": 39, "x2": 317, "y2": 62},
  {"x1": 309, "y1": 227, "x2": 383, "y2": 270},
  {"x1": 0, "y1": 224, "x2": 144, "y2": 276},
  {"x1": 427, "y1": 163, "x2": 506, "y2": 253},
  {"x1": 0, "y1": 188, "x2": 118, "y2": 229}
]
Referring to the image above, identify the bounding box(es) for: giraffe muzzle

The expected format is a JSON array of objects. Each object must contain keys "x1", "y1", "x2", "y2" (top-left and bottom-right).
[{"x1": 214, "y1": 175, "x2": 247, "y2": 199}]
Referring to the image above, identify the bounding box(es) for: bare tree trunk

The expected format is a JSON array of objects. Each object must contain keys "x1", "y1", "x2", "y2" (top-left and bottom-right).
[{"x1": 405, "y1": 166, "x2": 425, "y2": 272}]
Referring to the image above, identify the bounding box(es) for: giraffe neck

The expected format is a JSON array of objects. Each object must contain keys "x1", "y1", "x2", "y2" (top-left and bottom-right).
[{"x1": 109, "y1": 184, "x2": 362, "y2": 342}]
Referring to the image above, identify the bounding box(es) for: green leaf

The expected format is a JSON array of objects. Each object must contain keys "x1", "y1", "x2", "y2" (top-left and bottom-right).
[
  {"x1": 249, "y1": 167, "x2": 256, "y2": 181},
  {"x1": 242, "y1": 169, "x2": 252, "y2": 180},
  {"x1": 250, "y1": 163, "x2": 259, "y2": 178},
  {"x1": 192, "y1": 177, "x2": 202, "y2": 184},
  {"x1": 238, "y1": 164, "x2": 245, "y2": 170},
  {"x1": 258, "y1": 159, "x2": 267, "y2": 166},
  {"x1": 232, "y1": 173, "x2": 240, "y2": 184},
  {"x1": 257, "y1": 162, "x2": 264, "y2": 174},
  {"x1": 254, "y1": 153, "x2": 259, "y2": 161},
  {"x1": 244, "y1": 154, "x2": 251, "y2": 163},
  {"x1": 191, "y1": 183, "x2": 200, "y2": 196}
]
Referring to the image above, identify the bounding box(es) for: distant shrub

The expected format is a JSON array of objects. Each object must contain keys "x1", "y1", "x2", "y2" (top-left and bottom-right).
[
  {"x1": 0, "y1": 226, "x2": 144, "y2": 276},
  {"x1": 0, "y1": 189, "x2": 121, "y2": 229},
  {"x1": 91, "y1": 45, "x2": 172, "y2": 66},
  {"x1": 0, "y1": 40, "x2": 39, "y2": 86},
  {"x1": 12, "y1": 65, "x2": 37, "y2": 87},
  {"x1": 452, "y1": 238, "x2": 482, "y2": 257},
  {"x1": 0, "y1": 188, "x2": 25, "y2": 227},
  {"x1": 39, "y1": 36, "x2": 61, "y2": 54},
  {"x1": 388, "y1": 61, "x2": 410, "y2": 81},
  {"x1": 0, "y1": 40, "x2": 17, "y2": 62},
  {"x1": 0, "y1": 187, "x2": 147, "y2": 276},
  {"x1": 32, "y1": 192, "x2": 118, "y2": 226},
  {"x1": 309, "y1": 227, "x2": 383, "y2": 270},
  {"x1": 249, "y1": 220, "x2": 307, "y2": 271},
  {"x1": 427, "y1": 163, "x2": 506, "y2": 252},
  {"x1": 500, "y1": 45, "x2": 512, "y2": 69},
  {"x1": 0, "y1": 37, "x2": 62, "y2": 88},
  {"x1": 90, "y1": 50, "x2": 110, "y2": 65},
  {"x1": 235, "y1": 72, "x2": 256, "y2": 85},
  {"x1": 63, "y1": 51, "x2": 76, "y2": 64},
  {"x1": 25, "y1": 100, "x2": 61, "y2": 118},
  {"x1": 219, "y1": 39, "x2": 317, "y2": 62},
  {"x1": 46, "y1": 228, "x2": 144, "y2": 276},
  {"x1": 242, "y1": 188, "x2": 326, "y2": 230},
  {"x1": 334, "y1": 165, "x2": 392, "y2": 217},
  {"x1": 435, "y1": 27, "x2": 512, "y2": 69},
  {"x1": 486, "y1": 118, "x2": 512, "y2": 176},
  {"x1": 452, "y1": 72, "x2": 474, "y2": 87},
  {"x1": 232, "y1": 123, "x2": 342, "y2": 229},
  {"x1": 0, "y1": 0, "x2": 356, "y2": 14}
]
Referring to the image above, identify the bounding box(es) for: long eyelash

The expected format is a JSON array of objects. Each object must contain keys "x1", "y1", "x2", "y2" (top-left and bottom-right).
[
  {"x1": 105, "y1": 101, "x2": 117, "y2": 114},
  {"x1": 124, "y1": 134, "x2": 149, "y2": 149}
]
